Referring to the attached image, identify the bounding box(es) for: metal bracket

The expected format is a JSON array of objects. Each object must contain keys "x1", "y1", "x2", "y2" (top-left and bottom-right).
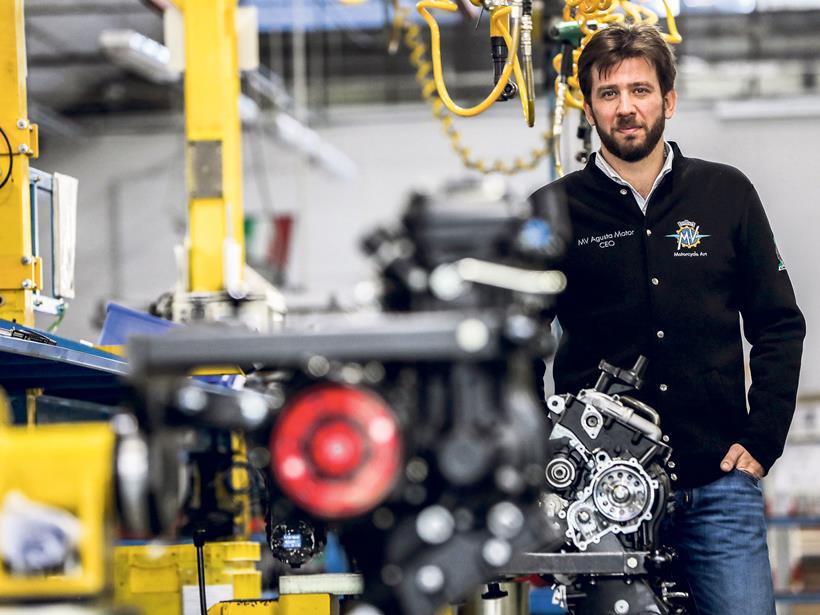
[
  {"x1": 0, "y1": 255, "x2": 41, "y2": 291},
  {"x1": 9, "y1": 120, "x2": 39, "y2": 158},
  {"x1": 187, "y1": 140, "x2": 223, "y2": 198},
  {"x1": 502, "y1": 550, "x2": 649, "y2": 576}
]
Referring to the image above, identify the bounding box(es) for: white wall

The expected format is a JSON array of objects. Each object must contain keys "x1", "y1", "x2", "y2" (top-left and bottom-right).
[{"x1": 36, "y1": 100, "x2": 820, "y2": 391}]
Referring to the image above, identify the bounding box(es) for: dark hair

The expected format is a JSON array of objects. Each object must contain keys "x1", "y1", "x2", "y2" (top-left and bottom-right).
[{"x1": 577, "y1": 23, "x2": 676, "y2": 102}]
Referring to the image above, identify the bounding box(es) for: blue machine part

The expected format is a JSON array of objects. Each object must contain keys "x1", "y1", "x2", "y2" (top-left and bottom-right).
[
  {"x1": 0, "y1": 319, "x2": 127, "y2": 407},
  {"x1": 530, "y1": 587, "x2": 568, "y2": 614},
  {"x1": 99, "y1": 302, "x2": 180, "y2": 346},
  {"x1": 242, "y1": 0, "x2": 459, "y2": 32}
]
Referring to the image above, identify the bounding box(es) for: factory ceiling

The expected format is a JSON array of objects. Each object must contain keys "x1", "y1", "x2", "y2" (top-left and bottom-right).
[{"x1": 20, "y1": 0, "x2": 820, "y2": 127}]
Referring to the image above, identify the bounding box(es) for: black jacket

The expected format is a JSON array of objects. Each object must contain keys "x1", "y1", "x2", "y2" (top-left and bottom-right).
[{"x1": 530, "y1": 142, "x2": 806, "y2": 488}]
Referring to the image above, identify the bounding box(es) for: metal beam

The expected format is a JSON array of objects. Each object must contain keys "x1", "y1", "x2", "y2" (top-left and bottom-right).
[
  {"x1": 0, "y1": 0, "x2": 41, "y2": 326},
  {"x1": 182, "y1": 0, "x2": 245, "y2": 292},
  {"x1": 26, "y1": 3, "x2": 153, "y2": 17}
]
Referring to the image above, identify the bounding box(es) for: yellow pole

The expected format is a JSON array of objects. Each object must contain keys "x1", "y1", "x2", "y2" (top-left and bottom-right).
[
  {"x1": 182, "y1": 0, "x2": 245, "y2": 292},
  {"x1": 0, "y1": 0, "x2": 42, "y2": 325},
  {"x1": 26, "y1": 387, "x2": 42, "y2": 428}
]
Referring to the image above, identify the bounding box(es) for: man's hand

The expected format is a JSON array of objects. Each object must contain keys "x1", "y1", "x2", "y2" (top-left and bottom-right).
[{"x1": 720, "y1": 443, "x2": 764, "y2": 479}]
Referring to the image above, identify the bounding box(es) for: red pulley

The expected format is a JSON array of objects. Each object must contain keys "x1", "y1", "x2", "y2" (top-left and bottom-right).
[{"x1": 270, "y1": 384, "x2": 402, "y2": 519}]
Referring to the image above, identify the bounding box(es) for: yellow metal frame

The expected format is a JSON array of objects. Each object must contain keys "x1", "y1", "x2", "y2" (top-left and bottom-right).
[
  {"x1": 0, "y1": 0, "x2": 42, "y2": 326},
  {"x1": 174, "y1": 0, "x2": 246, "y2": 293},
  {"x1": 0, "y1": 422, "x2": 115, "y2": 598},
  {"x1": 207, "y1": 596, "x2": 457, "y2": 615},
  {"x1": 115, "y1": 541, "x2": 261, "y2": 615}
]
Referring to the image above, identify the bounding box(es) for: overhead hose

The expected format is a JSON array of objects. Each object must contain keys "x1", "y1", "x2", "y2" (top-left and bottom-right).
[
  {"x1": 402, "y1": 15, "x2": 553, "y2": 174},
  {"x1": 416, "y1": 1, "x2": 526, "y2": 117}
]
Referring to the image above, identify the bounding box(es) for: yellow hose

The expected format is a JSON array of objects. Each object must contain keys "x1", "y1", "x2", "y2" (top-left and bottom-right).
[
  {"x1": 403, "y1": 18, "x2": 552, "y2": 174},
  {"x1": 416, "y1": 1, "x2": 526, "y2": 118}
]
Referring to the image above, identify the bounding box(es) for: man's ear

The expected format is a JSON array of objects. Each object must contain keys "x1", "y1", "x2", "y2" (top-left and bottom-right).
[
  {"x1": 663, "y1": 88, "x2": 677, "y2": 119},
  {"x1": 583, "y1": 101, "x2": 595, "y2": 126}
]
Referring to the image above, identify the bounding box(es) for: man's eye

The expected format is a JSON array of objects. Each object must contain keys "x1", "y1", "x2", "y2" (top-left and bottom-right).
[
  {"x1": 600, "y1": 91, "x2": 616, "y2": 99},
  {"x1": 635, "y1": 87, "x2": 650, "y2": 95}
]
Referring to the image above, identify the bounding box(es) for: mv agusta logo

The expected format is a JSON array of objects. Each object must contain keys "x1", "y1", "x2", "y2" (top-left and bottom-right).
[{"x1": 666, "y1": 219, "x2": 709, "y2": 250}]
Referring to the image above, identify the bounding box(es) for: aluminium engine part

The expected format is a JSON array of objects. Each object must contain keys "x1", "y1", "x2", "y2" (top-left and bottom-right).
[
  {"x1": 566, "y1": 455, "x2": 656, "y2": 551},
  {"x1": 576, "y1": 389, "x2": 662, "y2": 442}
]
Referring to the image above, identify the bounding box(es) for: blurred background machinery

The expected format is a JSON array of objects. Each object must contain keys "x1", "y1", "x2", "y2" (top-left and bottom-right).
[{"x1": 1, "y1": 0, "x2": 820, "y2": 614}]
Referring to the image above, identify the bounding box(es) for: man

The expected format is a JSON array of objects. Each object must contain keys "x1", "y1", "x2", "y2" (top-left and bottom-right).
[{"x1": 530, "y1": 23, "x2": 806, "y2": 615}]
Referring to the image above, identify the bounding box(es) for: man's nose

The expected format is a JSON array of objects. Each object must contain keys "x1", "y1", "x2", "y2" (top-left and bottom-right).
[{"x1": 617, "y1": 92, "x2": 637, "y2": 114}]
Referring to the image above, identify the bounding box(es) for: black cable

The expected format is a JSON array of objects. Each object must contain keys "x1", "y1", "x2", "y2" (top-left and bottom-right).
[
  {"x1": 193, "y1": 528, "x2": 208, "y2": 615},
  {"x1": 0, "y1": 125, "x2": 14, "y2": 191}
]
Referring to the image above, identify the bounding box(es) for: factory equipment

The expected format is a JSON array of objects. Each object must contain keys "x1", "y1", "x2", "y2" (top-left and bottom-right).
[
  {"x1": 391, "y1": 0, "x2": 682, "y2": 176},
  {"x1": 146, "y1": 0, "x2": 285, "y2": 332},
  {"x1": 0, "y1": 0, "x2": 78, "y2": 330},
  {"x1": 123, "y1": 180, "x2": 690, "y2": 614}
]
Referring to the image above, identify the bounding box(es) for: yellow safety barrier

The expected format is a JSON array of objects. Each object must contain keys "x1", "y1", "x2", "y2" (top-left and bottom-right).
[{"x1": 114, "y1": 541, "x2": 262, "y2": 615}]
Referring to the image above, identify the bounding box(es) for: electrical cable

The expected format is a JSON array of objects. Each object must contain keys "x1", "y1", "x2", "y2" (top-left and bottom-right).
[
  {"x1": 47, "y1": 304, "x2": 68, "y2": 333},
  {"x1": 193, "y1": 529, "x2": 208, "y2": 615},
  {"x1": 0, "y1": 126, "x2": 14, "y2": 190}
]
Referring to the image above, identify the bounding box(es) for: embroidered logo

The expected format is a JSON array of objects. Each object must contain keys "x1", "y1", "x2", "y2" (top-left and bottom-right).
[{"x1": 666, "y1": 220, "x2": 710, "y2": 250}]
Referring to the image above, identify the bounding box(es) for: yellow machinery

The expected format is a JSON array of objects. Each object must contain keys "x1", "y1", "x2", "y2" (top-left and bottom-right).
[
  {"x1": 0, "y1": 0, "x2": 41, "y2": 327},
  {"x1": 115, "y1": 542, "x2": 261, "y2": 615},
  {"x1": 0, "y1": 411, "x2": 115, "y2": 599},
  {"x1": 207, "y1": 596, "x2": 334, "y2": 615},
  {"x1": 163, "y1": 0, "x2": 285, "y2": 329},
  {"x1": 176, "y1": 0, "x2": 245, "y2": 295}
]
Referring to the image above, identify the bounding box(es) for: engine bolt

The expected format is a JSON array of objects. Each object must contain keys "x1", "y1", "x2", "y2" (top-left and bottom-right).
[
  {"x1": 177, "y1": 386, "x2": 208, "y2": 413},
  {"x1": 614, "y1": 599, "x2": 630, "y2": 614},
  {"x1": 416, "y1": 565, "x2": 444, "y2": 594},
  {"x1": 416, "y1": 505, "x2": 454, "y2": 545},
  {"x1": 482, "y1": 538, "x2": 512, "y2": 567},
  {"x1": 306, "y1": 355, "x2": 330, "y2": 377},
  {"x1": 239, "y1": 392, "x2": 268, "y2": 425},
  {"x1": 487, "y1": 501, "x2": 524, "y2": 539}
]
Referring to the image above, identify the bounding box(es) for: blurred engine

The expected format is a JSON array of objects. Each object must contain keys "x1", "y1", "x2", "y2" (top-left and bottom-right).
[{"x1": 124, "y1": 178, "x2": 690, "y2": 614}]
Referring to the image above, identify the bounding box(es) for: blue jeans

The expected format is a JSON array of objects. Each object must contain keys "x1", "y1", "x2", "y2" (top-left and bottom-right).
[{"x1": 664, "y1": 469, "x2": 776, "y2": 615}]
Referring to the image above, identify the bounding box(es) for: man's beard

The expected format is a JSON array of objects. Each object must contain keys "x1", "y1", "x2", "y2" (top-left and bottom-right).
[{"x1": 593, "y1": 110, "x2": 665, "y2": 163}]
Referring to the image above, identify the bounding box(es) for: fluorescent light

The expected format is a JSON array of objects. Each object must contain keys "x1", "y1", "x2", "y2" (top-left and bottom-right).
[{"x1": 98, "y1": 29, "x2": 180, "y2": 84}]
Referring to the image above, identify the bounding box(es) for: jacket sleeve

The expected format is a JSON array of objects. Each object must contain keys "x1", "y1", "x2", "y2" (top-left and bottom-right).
[{"x1": 736, "y1": 182, "x2": 806, "y2": 473}]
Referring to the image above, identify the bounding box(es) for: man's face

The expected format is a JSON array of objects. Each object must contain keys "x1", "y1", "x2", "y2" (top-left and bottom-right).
[{"x1": 584, "y1": 57, "x2": 676, "y2": 163}]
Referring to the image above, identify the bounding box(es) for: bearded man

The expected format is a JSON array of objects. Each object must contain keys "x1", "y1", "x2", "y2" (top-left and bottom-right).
[{"x1": 530, "y1": 23, "x2": 805, "y2": 615}]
